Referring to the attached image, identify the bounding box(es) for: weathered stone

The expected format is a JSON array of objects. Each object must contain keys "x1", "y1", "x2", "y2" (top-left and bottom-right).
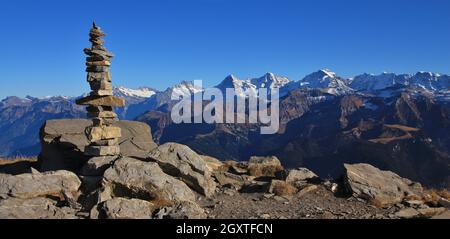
[
  {"x1": 432, "y1": 210, "x2": 450, "y2": 219},
  {"x1": 213, "y1": 171, "x2": 245, "y2": 190},
  {"x1": 76, "y1": 95, "x2": 125, "y2": 107},
  {"x1": 88, "y1": 111, "x2": 117, "y2": 119},
  {"x1": 344, "y1": 163, "x2": 423, "y2": 206},
  {"x1": 89, "y1": 80, "x2": 112, "y2": 91},
  {"x1": 100, "y1": 198, "x2": 157, "y2": 219},
  {"x1": 87, "y1": 105, "x2": 113, "y2": 113},
  {"x1": 39, "y1": 119, "x2": 157, "y2": 171},
  {"x1": 79, "y1": 156, "x2": 118, "y2": 176},
  {"x1": 92, "y1": 117, "x2": 117, "y2": 126},
  {"x1": 0, "y1": 170, "x2": 81, "y2": 199},
  {"x1": 247, "y1": 156, "x2": 284, "y2": 177},
  {"x1": 285, "y1": 168, "x2": 318, "y2": 183},
  {"x1": 417, "y1": 207, "x2": 447, "y2": 217},
  {"x1": 439, "y1": 198, "x2": 450, "y2": 209},
  {"x1": 147, "y1": 143, "x2": 216, "y2": 197},
  {"x1": 91, "y1": 138, "x2": 119, "y2": 146},
  {"x1": 0, "y1": 197, "x2": 79, "y2": 219},
  {"x1": 91, "y1": 90, "x2": 114, "y2": 96},
  {"x1": 86, "y1": 66, "x2": 110, "y2": 73},
  {"x1": 85, "y1": 145, "x2": 120, "y2": 156},
  {"x1": 100, "y1": 157, "x2": 196, "y2": 203},
  {"x1": 201, "y1": 155, "x2": 224, "y2": 171},
  {"x1": 297, "y1": 185, "x2": 319, "y2": 197},
  {"x1": 83, "y1": 48, "x2": 114, "y2": 58},
  {"x1": 87, "y1": 71, "x2": 111, "y2": 82},
  {"x1": 86, "y1": 60, "x2": 110, "y2": 66},
  {"x1": 157, "y1": 201, "x2": 206, "y2": 219},
  {"x1": 89, "y1": 38, "x2": 106, "y2": 46},
  {"x1": 394, "y1": 208, "x2": 420, "y2": 219},
  {"x1": 88, "y1": 126, "x2": 121, "y2": 142}
]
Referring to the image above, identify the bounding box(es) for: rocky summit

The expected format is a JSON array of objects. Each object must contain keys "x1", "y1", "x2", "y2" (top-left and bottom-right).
[{"x1": 0, "y1": 23, "x2": 449, "y2": 219}]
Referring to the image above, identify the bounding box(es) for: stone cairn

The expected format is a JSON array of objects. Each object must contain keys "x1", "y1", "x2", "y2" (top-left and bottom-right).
[{"x1": 76, "y1": 22, "x2": 125, "y2": 157}]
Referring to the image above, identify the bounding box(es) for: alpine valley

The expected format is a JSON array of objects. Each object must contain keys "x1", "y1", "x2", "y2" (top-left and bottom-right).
[{"x1": 1, "y1": 70, "x2": 449, "y2": 188}]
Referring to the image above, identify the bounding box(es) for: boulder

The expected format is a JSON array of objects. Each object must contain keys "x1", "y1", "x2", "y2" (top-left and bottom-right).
[
  {"x1": 156, "y1": 201, "x2": 206, "y2": 219},
  {"x1": 0, "y1": 170, "x2": 81, "y2": 199},
  {"x1": 147, "y1": 143, "x2": 216, "y2": 197},
  {"x1": 100, "y1": 198, "x2": 157, "y2": 219},
  {"x1": 0, "y1": 197, "x2": 79, "y2": 219},
  {"x1": 79, "y1": 156, "x2": 118, "y2": 176},
  {"x1": 285, "y1": 168, "x2": 318, "y2": 183},
  {"x1": 38, "y1": 119, "x2": 158, "y2": 171},
  {"x1": 439, "y1": 198, "x2": 450, "y2": 209},
  {"x1": 344, "y1": 163, "x2": 423, "y2": 206},
  {"x1": 213, "y1": 171, "x2": 246, "y2": 190},
  {"x1": 99, "y1": 157, "x2": 196, "y2": 203},
  {"x1": 394, "y1": 208, "x2": 420, "y2": 219},
  {"x1": 201, "y1": 155, "x2": 224, "y2": 171},
  {"x1": 432, "y1": 210, "x2": 450, "y2": 219},
  {"x1": 247, "y1": 156, "x2": 283, "y2": 178}
]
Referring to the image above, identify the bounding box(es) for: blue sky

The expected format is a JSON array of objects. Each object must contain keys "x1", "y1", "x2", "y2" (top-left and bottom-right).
[{"x1": 0, "y1": 0, "x2": 449, "y2": 98}]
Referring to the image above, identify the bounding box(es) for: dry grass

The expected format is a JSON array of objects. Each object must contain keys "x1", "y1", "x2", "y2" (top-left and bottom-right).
[
  {"x1": 271, "y1": 181, "x2": 296, "y2": 197},
  {"x1": 248, "y1": 164, "x2": 284, "y2": 177},
  {"x1": 368, "y1": 198, "x2": 386, "y2": 208},
  {"x1": 422, "y1": 188, "x2": 450, "y2": 206},
  {"x1": 0, "y1": 156, "x2": 37, "y2": 166}
]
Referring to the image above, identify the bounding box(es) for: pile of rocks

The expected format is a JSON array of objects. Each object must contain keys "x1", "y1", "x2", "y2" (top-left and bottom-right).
[{"x1": 76, "y1": 23, "x2": 125, "y2": 158}]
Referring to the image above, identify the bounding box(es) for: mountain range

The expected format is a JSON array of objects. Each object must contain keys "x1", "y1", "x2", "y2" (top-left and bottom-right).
[{"x1": 1, "y1": 69, "x2": 449, "y2": 187}]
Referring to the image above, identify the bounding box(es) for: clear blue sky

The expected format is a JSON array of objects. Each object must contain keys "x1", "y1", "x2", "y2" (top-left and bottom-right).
[{"x1": 1, "y1": 0, "x2": 449, "y2": 98}]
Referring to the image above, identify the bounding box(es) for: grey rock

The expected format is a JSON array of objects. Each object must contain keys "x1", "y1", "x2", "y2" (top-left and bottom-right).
[
  {"x1": 147, "y1": 143, "x2": 216, "y2": 197},
  {"x1": 101, "y1": 198, "x2": 157, "y2": 219},
  {"x1": 100, "y1": 157, "x2": 196, "y2": 203},
  {"x1": 39, "y1": 119, "x2": 158, "y2": 171},
  {"x1": 431, "y1": 210, "x2": 450, "y2": 219},
  {"x1": 213, "y1": 171, "x2": 245, "y2": 190},
  {"x1": 344, "y1": 163, "x2": 423, "y2": 206},
  {"x1": 394, "y1": 208, "x2": 420, "y2": 219},
  {"x1": 285, "y1": 168, "x2": 319, "y2": 183},
  {"x1": 0, "y1": 170, "x2": 81, "y2": 199},
  {"x1": 79, "y1": 156, "x2": 118, "y2": 176},
  {"x1": 439, "y1": 198, "x2": 450, "y2": 209},
  {"x1": 158, "y1": 201, "x2": 206, "y2": 219},
  {"x1": 417, "y1": 207, "x2": 447, "y2": 218},
  {"x1": 0, "y1": 197, "x2": 79, "y2": 219},
  {"x1": 200, "y1": 155, "x2": 224, "y2": 171}
]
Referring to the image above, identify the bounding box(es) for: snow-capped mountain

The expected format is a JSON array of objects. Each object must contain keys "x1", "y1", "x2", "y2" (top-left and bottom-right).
[
  {"x1": 299, "y1": 69, "x2": 354, "y2": 95},
  {"x1": 215, "y1": 73, "x2": 292, "y2": 98},
  {"x1": 349, "y1": 73, "x2": 410, "y2": 92},
  {"x1": 166, "y1": 81, "x2": 203, "y2": 98},
  {"x1": 114, "y1": 86, "x2": 157, "y2": 99},
  {"x1": 410, "y1": 72, "x2": 450, "y2": 91}
]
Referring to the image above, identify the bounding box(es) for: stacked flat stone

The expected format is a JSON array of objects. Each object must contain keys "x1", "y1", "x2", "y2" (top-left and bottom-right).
[{"x1": 76, "y1": 22, "x2": 125, "y2": 157}]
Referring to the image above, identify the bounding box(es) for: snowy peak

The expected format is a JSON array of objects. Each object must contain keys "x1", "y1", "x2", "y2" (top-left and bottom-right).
[
  {"x1": 250, "y1": 72, "x2": 291, "y2": 89},
  {"x1": 350, "y1": 73, "x2": 410, "y2": 92},
  {"x1": 166, "y1": 81, "x2": 203, "y2": 97},
  {"x1": 216, "y1": 73, "x2": 292, "y2": 98},
  {"x1": 114, "y1": 86, "x2": 157, "y2": 98},
  {"x1": 299, "y1": 69, "x2": 353, "y2": 95},
  {"x1": 349, "y1": 71, "x2": 449, "y2": 92},
  {"x1": 410, "y1": 72, "x2": 449, "y2": 91}
]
